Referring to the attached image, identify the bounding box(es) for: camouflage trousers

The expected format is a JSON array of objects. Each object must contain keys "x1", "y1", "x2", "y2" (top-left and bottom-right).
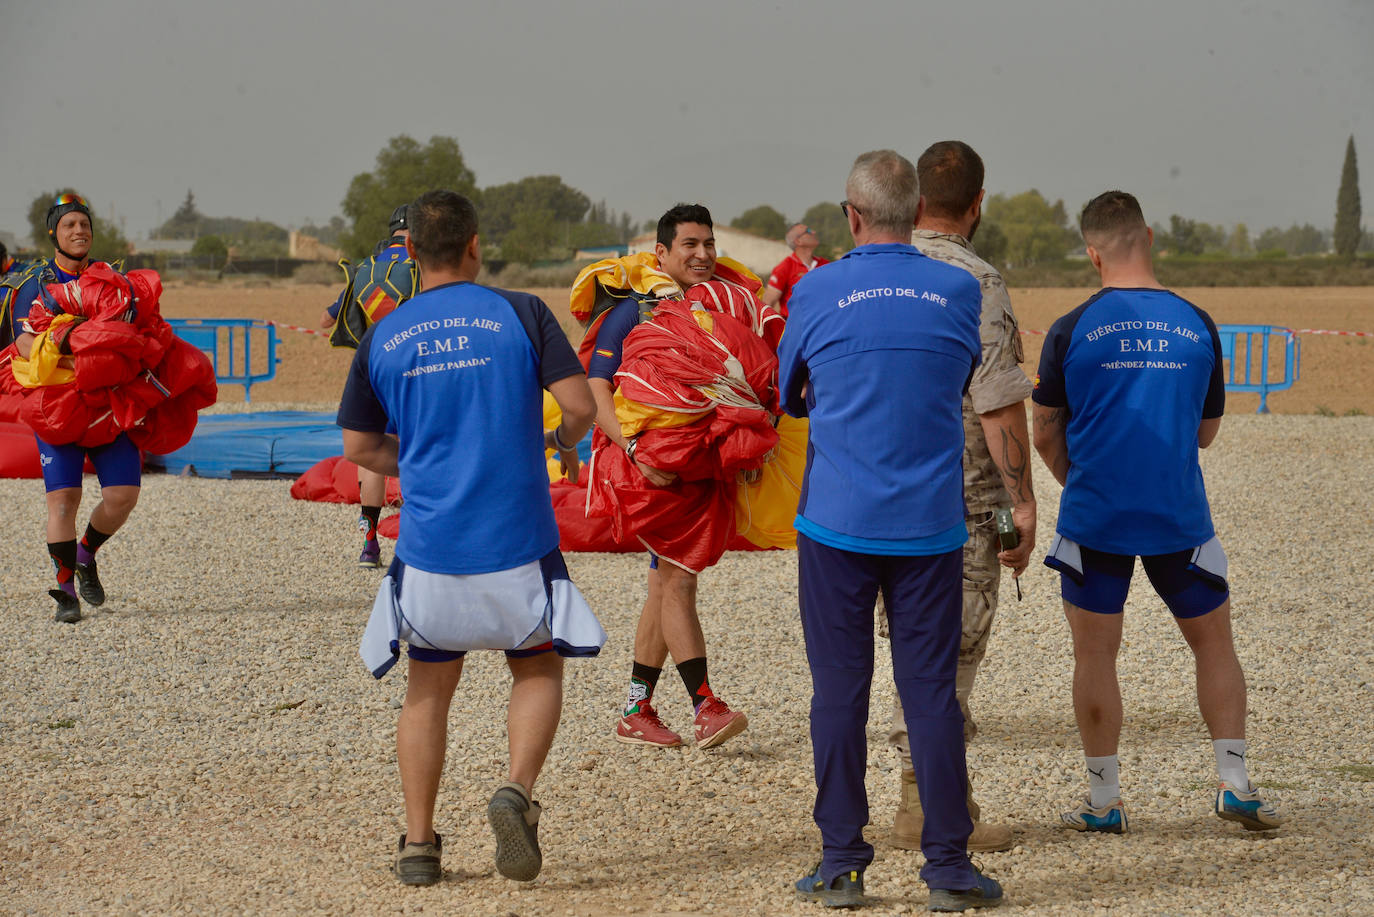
[{"x1": 879, "y1": 511, "x2": 1000, "y2": 772}]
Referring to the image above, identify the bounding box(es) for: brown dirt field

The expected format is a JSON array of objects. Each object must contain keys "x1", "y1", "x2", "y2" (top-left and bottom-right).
[{"x1": 161, "y1": 281, "x2": 1374, "y2": 415}]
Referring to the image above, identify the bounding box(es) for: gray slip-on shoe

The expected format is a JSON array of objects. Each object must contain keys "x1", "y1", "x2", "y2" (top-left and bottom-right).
[{"x1": 487, "y1": 782, "x2": 542, "y2": 881}]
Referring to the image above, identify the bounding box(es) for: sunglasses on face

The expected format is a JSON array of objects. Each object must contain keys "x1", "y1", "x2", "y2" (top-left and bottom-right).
[{"x1": 840, "y1": 200, "x2": 862, "y2": 219}]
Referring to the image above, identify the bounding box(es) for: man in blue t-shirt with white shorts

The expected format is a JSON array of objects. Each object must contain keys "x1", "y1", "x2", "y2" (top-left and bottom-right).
[
  {"x1": 1032, "y1": 190, "x2": 1286, "y2": 836},
  {"x1": 338, "y1": 190, "x2": 597, "y2": 887}
]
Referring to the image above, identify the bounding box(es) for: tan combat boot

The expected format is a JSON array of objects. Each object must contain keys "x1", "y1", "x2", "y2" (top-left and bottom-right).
[
  {"x1": 891, "y1": 770, "x2": 924, "y2": 849},
  {"x1": 890, "y1": 770, "x2": 1014, "y2": 853}
]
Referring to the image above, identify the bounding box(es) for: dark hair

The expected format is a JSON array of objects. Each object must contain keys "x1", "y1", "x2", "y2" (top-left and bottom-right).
[
  {"x1": 657, "y1": 203, "x2": 713, "y2": 248},
  {"x1": 1079, "y1": 190, "x2": 1147, "y2": 242},
  {"x1": 407, "y1": 190, "x2": 479, "y2": 269},
  {"x1": 0, "y1": 241, "x2": 8, "y2": 265},
  {"x1": 917, "y1": 141, "x2": 984, "y2": 221}
]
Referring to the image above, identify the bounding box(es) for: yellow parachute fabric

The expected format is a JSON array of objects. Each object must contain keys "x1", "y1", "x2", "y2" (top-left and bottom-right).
[
  {"x1": 10, "y1": 313, "x2": 79, "y2": 388},
  {"x1": 543, "y1": 391, "x2": 566, "y2": 482},
  {"x1": 569, "y1": 252, "x2": 763, "y2": 325},
  {"x1": 569, "y1": 251, "x2": 678, "y2": 324},
  {"x1": 733, "y1": 414, "x2": 806, "y2": 549}
]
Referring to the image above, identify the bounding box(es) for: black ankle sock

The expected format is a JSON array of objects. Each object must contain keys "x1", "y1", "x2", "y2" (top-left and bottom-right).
[
  {"x1": 359, "y1": 505, "x2": 381, "y2": 542},
  {"x1": 48, "y1": 540, "x2": 77, "y2": 589},
  {"x1": 631, "y1": 662, "x2": 662, "y2": 694},
  {"x1": 677, "y1": 656, "x2": 711, "y2": 708},
  {"x1": 624, "y1": 662, "x2": 662, "y2": 715},
  {"x1": 80, "y1": 524, "x2": 112, "y2": 556}
]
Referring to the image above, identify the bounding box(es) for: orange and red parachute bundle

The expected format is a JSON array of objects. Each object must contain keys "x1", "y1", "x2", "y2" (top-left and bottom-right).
[{"x1": 0, "y1": 263, "x2": 217, "y2": 453}]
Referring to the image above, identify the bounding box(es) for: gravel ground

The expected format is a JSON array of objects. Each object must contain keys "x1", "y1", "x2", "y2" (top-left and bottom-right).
[{"x1": 1, "y1": 413, "x2": 1371, "y2": 916}]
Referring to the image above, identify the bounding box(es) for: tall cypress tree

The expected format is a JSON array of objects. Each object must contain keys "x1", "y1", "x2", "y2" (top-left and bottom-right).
[{"x1": 1334, "y1": 135, "x2": 1362, "y2": 258}]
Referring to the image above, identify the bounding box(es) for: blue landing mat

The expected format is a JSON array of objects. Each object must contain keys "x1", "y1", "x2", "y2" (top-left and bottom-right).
[{"x1": 146, "y1": 412, "x2": 342, "y2": 479}]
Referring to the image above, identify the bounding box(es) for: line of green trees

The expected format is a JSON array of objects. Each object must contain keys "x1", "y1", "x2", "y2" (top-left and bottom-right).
[
  {"x1": 154, "y1": 190, "x2": 290, "y2": 258},
  {"x1": 336, "y1": 135, "x2": 637, "y2": 261},
  {"x1": 18, "y1": 135, "x2": 1368, "y2": 268},
  {"x1": 722, "y1": 138, "x2": 1370, "y2": 268}
]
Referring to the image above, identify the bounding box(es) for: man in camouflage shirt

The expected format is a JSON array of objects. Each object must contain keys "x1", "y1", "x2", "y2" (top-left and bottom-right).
[{"x1": 882, "y1": 141, "x2": 1037, "y2": 852}]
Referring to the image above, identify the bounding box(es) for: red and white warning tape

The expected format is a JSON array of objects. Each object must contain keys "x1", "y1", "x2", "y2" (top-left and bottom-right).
[
  {"x1": 265, "y1": 320, "x2": 328, "y2": 338},
  {"x1": 1292, "y1": 328, "x2": 1373, "y2": 337}
]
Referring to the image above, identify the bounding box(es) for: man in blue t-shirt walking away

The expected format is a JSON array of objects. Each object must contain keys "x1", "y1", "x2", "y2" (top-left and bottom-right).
[
  {"x1": 338, "y1": 190, "x2": 598, "y2": 887},
  {"x1": 1032, "y1": 190, "x2": 1287, "y2": 837},
  {"x1": 779, "y1": 150, "x2": 1004, "y2": 912}
]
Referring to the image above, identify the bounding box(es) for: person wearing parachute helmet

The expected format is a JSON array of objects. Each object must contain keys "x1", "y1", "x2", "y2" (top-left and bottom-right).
[
  {"x1": 7, "y1": 192, "x2": 144, "y2": 624},
  {"x1": 3, "y1": 194, "x2": 93, "y2": 349},
  {"x1": 319, "y1": 202, "x2": 417, "y2": 569}
]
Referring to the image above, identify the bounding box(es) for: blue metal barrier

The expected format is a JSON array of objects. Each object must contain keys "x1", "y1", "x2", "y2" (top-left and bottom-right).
[
  {"x1": 1215, "y1": 324, "x2": 1300, "y2": 413},
  {"x1": 167, "y1": 318, "x2": 281, "y2": 402}
]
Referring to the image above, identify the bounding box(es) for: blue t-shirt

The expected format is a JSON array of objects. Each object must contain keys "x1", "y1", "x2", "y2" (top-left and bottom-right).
[
  {"x1": 1032, "y1": 287, "x2": 1225, "y2": 555},
  {"x1": 777, "y1": 243, "x2": 982, "y2": 550},
  {"x1": 586, "y1": 298, "x2": 642, "y2": 382},
  {"x1": 337, "y1": 281, "x2": 584, "y2": 574}
]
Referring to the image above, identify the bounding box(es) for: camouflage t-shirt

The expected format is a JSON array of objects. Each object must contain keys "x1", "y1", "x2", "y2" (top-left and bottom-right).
[{"x1": 912, "y1": 230, "x2": 1033, "y2": 514}]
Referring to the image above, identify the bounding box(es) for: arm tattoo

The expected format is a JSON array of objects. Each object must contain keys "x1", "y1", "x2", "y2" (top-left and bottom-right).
[
  {"x1": 1034, "y1": 406, "x2": 1069, "y2": 434},
  {"x1": 997, "y1": 425, "x2": 1034, "y2": 504}
]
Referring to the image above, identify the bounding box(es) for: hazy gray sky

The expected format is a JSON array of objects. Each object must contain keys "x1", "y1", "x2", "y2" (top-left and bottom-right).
[{"x1": 2, "y1": 0, "x2": 1370, "y2": 242}]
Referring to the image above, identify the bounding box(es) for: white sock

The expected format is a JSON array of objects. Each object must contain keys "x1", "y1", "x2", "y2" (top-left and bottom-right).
[
  {"x1": 1214, "y1": 739, "x2": 1251, "y2": 790},
  {"x1": 1085, "y1": 755, "x2": 1120, "y2": 808}
]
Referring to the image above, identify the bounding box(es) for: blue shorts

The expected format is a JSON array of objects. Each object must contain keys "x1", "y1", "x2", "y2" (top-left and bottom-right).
[
  {"x1": 37, "y1": 433, "x2": 142, "y2": 493},
  {"x1": 1061, "y1": 546, "x2": 1229, "y2": 619}
]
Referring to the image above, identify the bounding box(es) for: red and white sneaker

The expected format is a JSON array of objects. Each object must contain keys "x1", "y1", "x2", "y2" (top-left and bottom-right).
[
  {"x1": 615, "y1": 703, "x2": 683, "y2": 747},
  {"x1": 693, "y1": 696, "x2": 748, "y2": 749}
]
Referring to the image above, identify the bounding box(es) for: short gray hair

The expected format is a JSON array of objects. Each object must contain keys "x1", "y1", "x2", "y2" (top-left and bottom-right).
[{"x1": 845, "y1": 150, "x2": 921, "y2": 235}]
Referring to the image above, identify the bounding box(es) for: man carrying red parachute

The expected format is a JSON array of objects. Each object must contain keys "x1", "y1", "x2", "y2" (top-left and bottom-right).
[
  {"x1": 572, "y1": 203, "x2": 794, "y2": 751},
  {"x1": 0, "y1": 193, "x2": 217, "y2": 623}
]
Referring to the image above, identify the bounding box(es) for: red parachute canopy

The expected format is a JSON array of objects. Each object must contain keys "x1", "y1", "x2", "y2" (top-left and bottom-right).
[
  {"x1": 586, "y1": 299, "x2": 780, "y2": 573},
  {"x1": 0, "y1": 263, "x2": 217, "y2": 452}
]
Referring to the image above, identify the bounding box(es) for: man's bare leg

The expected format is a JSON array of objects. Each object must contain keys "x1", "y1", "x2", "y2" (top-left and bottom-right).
[
  {"x1": 506, "y1": 652, "x2": 565, "y2": 793},
  {"x1": 87, "y1": 484, "x2": 139, "y2": 535},
  {"x1": 1061, "y1": 601, "x2": 1128, "y2": 823},
  {"x1": 656, "y1": 563, "x2": 705, "y2": 663},
  {"x1": 658, "y1": 561, "x2": 746, "y2": 745},
  {"x1": 1065, "y1": 601, "x2": 1124, "y2": 756},
  {"x1": 360, "y1": 467, "x2": 387, "y2": 508},
  {"x1": 1174, "y1": 600, "x2": 1246, "y2": 739},
  {"x1": 632, "y1": 566, "x2": 669, "y2": 668},
  {"x1": 69, "y1": 484, "x2": 141, "y2": 608},
  {"x1": 1176, "y1": 599, "x2": 1283, "y2": 826},
  {"x1": 45, "y1": 487, "x2": 83, "y2": 543},
  {"x1": 398, "y1": 657, "x2": 464, "y2": 845}
]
